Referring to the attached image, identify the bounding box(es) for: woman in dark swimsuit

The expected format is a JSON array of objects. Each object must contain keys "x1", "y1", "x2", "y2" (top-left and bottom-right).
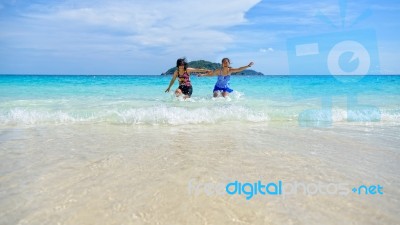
[{"x1": 165, "y1": 58, "x2": 211, "y2": 99}]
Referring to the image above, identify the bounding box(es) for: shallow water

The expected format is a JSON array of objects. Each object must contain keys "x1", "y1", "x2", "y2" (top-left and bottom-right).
[
  {"x1": 0, "y1": 123, "x2": 399, "y2": 224},
  {"x1": 0, "y1": 75, "x2": 399, "y2": 126}
]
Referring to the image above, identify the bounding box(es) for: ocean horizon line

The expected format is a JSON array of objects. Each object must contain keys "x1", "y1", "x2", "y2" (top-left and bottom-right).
[{"x1": 1, "y1": 73, "x2": 399, "y2": 76}]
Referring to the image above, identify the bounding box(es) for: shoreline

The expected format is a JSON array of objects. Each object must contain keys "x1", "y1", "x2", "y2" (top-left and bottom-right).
[{"x1": 1, "y1": 123, "x2": 399, "y2": 224}]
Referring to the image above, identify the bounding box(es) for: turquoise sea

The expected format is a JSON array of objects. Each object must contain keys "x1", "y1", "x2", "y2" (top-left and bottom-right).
[{"x1": 0, "y1": 74, "x2": 399, "y2": 126}]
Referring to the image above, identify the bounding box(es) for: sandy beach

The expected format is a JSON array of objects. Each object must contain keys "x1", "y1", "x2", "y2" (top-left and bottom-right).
[{"x1": 1, "y1": 123, "x2": 399, "y2": 225}]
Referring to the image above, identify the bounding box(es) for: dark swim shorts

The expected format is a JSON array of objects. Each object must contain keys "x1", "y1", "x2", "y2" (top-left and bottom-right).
[{"x1": 179, "y1": 85, "x2": 193, "y2": 97}]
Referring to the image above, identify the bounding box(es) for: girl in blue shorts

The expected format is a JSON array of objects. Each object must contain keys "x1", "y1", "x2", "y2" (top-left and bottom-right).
[{"x1": 201, "y1": 58, "x2": 254, "y2": 97}]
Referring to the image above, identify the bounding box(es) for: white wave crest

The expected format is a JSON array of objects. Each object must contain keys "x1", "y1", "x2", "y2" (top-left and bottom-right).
[{"x1": 0, "y1": 105, "x2": 269, "y2": 125}]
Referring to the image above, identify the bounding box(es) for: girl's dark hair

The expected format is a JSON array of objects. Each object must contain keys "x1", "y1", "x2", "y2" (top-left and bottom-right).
[
  {"x1": 221, "y1": 58, "x2": 230, "y2": 64},
  {"x1": 176, "y1": 58, "x2": 188, "y2": 70}
]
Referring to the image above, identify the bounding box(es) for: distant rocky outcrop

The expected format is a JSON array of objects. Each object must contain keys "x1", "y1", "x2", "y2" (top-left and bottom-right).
[{"x1": 161, "y1": 60, "x2": 263, "y2": 75}]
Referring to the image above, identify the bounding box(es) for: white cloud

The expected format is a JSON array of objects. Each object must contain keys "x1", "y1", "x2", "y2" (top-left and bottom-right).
[
  {"x1": 259, "y1": 47, "x2": 274, "y2": 53},
  {"x1": 4, "y1": 0, "x2": 397, "y2": 75},
  {"x1": 214, "y1": 49, "x2": 289, "y2": 75},
  {"x1": 0, "y1": 0, "x2": 262, "y2": 74},
  {"x1": 19, "y1": 0, "x2": 260, "y2": 54}
]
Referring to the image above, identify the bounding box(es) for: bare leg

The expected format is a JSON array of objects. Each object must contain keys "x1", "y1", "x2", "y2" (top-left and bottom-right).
[
  {"x1": 175, "y1": 88, "x2": 183, "y2": 97},
  {"x1": 213, "y1": 91, "x2": 219, "y2": 98},
  {"x1": 222, "y1": 92, "x2": 229, "y2": 98}
]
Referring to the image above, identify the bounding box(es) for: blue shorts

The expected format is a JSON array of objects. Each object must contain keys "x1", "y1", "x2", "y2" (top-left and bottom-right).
[{"x1": 213, "y1": 85, "x2": 233, "y2": 93}]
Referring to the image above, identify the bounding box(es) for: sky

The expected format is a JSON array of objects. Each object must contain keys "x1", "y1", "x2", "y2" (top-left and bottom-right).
[{"x1": 0, "y1": 0, "x2": 399, "y2": 75}]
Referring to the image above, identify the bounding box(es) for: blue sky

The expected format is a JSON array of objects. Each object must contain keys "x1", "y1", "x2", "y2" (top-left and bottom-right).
[{"x1": 0, "y1": 0, "x2": 399, "y2": 75}]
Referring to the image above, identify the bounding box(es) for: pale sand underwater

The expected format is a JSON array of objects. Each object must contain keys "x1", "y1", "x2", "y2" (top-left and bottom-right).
[{"x1": 1, "y1": 123, "x2": 399, "y2": 225}]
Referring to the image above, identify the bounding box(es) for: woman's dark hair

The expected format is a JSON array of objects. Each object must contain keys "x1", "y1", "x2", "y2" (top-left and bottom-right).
[
  {"x1": 176, "y1": 58, "x2": 188, "y2": 70},
  {"x1": 221, "y1": 58, "x2": 230, "y2": 64}
]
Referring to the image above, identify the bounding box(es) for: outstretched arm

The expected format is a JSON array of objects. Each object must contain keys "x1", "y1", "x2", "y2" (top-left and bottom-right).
[
  {"x1": 165, "y1": 71, "x2": 178, "y2": 93},
  {"x1": 229, "y1": 62, "x2": 254, "y2": 74},
  {"x1": 187, "y1": 68, "x2": 212, "y2": 74},
  {"x1": 198, "y1": 69, "x2": 217, "y2": 77}
]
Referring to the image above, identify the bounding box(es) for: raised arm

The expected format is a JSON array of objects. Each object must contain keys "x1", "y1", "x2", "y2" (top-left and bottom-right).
[
  {"x1": 165, "y1": 71, "x2": 178, "y2": 93},
  {"x1": 229, "y1": 62, "x2": 254, "y2": 74}
]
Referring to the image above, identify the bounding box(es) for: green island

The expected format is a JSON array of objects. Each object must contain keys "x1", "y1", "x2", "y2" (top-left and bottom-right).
[{"x1": 161, "y1": 60, "x2": 263, "y2": 75}]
